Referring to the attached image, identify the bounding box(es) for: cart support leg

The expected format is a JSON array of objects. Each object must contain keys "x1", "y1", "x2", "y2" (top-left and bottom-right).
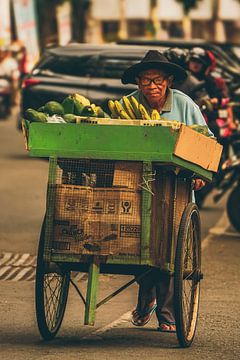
[{"x1": 84, "y1": 260, "x2": 99, "y2": 325}]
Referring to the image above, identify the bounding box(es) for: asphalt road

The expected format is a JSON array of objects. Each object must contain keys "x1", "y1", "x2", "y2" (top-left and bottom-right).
[{"x1": 0, "y1": 111, "x2": 239, "y2": 360}]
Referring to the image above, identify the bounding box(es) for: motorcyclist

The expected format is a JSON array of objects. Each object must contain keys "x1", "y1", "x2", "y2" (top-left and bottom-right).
[
  {"x1": 187, "y1": 47, "x2": 228, "y2": 97},
  {"x1": 163, "y1": 47, "x2": 209, "y2": 106},
  {"x1": 187, "y1": 47, "x2": 237, "y2": 154}
]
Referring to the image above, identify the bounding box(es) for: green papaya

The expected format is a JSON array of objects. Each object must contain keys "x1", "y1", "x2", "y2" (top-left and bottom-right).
[
  {"x1": 61, "y1": 96, "x2": 75, "y2": 114},
  {"x1": 44, "y1": 101, "x2": 64, "y2": 116},
  {"x1": 73, "y1": 98, "x2": 84, "y2": 115},
  {"x1": 80, "y1": 105, "x2": 96, "y2": 117},
  {"x1": 63, "y1": 114, "x2": 77, "y2": 123},
  {"x1": 25, "y1": 108, "x2": 48, "y2": 123},
  {"x1": 37, "y1": 106, "x2": 45, "y2": 112}
]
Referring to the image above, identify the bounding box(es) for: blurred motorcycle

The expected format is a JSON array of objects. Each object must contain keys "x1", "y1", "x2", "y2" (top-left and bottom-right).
[
  {"x1": 195, "y1": 97, "x2": 238, "y2": 208},
  {"x1": 213, "y1": 135, "x2": 240, "y2": 232},
  {"x1": 0, "y1": 76, "x2": 11, "y2": 119}
]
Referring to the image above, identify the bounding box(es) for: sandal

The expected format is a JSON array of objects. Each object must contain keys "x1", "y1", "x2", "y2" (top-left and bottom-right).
[
  {"x1": 131, "y1": 304, "x2": 157, "y2": 326},
  {"x1": 157, "y1": 322, "x2": 176, "y2": 333}
]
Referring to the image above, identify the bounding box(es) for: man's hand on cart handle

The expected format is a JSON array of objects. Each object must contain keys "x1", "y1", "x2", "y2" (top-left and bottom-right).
[{"x1": 192, "y1": 178, "x2": 206, "y2": 191}]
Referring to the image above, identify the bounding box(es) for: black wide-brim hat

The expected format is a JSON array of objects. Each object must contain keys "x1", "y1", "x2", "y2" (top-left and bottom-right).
[{"x1": 121, "y1": 50, "x2": 187, "y2": 85}]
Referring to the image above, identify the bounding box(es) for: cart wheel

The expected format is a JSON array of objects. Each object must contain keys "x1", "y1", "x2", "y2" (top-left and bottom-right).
[
  {"x1": 226, "y1": 185, "x2": 240, "y2": 232},
  {"x1": 35, "y1": 219, "x2": 70, "y2": 340},
  {"x1": 174, "y1": 203, "x2": 202, "y2": 348}
]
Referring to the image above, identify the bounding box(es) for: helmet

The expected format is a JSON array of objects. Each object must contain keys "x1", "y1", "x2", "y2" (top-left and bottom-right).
[
  {"x1": 187, "y1": 47, "x2": 215, "y2": 70},
  {"x1": 163, "y1": 47, "x2": 188, "y2": 69}
]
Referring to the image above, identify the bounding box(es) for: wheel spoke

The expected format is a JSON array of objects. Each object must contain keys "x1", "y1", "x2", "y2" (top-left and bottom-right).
[
  {"x1": 44, "y1": 274, "x2": 64, "y2": 330},
  {"x1": 175, "y1": 205, "x2": 201, "y2": 347}
]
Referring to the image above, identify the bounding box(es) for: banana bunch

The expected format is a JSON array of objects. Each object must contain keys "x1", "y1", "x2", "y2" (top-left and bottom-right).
[
  {"x1": 90, "y1": 104, "x2": 110, "y2": 118},
  {"x1": 108, "y1": 96, "x2": 162, "y2": 121}
]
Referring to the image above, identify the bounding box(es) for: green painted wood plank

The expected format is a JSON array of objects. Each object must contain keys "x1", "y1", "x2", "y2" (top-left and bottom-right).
[
  {"x1": 43, "y1": 157, "x2": 58, "y2": 262},
  {"x1": 29, "y1": 123, "x2": 177, "y2": 155},
  {"x1": 84, "y1": 259, "x2": 99, "y2": 325},
  {"x1": 140, "y1": 162, "x2": 153, "y2": 264}
]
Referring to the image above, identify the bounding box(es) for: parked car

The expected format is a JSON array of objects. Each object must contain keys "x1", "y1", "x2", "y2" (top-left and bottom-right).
[{"x1": 19, "y1": 43, "x2": 167, "y2": 127}]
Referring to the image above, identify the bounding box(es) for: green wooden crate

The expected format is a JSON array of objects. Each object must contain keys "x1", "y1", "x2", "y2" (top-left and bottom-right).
[{"x1": 27, "y1": 122, "x2": 221, "y2": 181}]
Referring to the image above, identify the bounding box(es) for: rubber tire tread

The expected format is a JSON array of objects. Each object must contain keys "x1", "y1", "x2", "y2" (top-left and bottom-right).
[
  {"x1": 226, "y1": 185, "x2": 240, "y2": 232},
  {"x1": 35, "y1": 218, "x2": 70, "y2": 340},
  {"x1": 174, "y1": 203, "x2": 201, "y2": 348}
]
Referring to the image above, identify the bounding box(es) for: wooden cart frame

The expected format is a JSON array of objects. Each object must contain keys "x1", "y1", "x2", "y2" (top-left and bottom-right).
[{"x1": 25, "y1": 121, "x2": 222, "y2": 347}]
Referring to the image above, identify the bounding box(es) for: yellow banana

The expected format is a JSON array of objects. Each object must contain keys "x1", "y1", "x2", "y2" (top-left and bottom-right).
[
  {"x1": 114, "y1": 101, "x2": 131, "y2": 119},
  {"x1": 114, "y1": 100, "x2": 124, "y2": 113},
  {"x1": 121, "y1": 110, "x2": 131, "y2": 119},
  {"x1": 95, "y1": 105, "x2": 104, "y2": 117},
  {"x1": 129, "y1": 96, "x2": 142, "y2": 119},
  {"x1": 73, "y1": 93, "x2": 90, "y2": 106},
  {"x1": 108, "y1": 100, "x2": 119, "y2": 118},
  {"x1": 90, "y1": 103, "x2": 98, "y2": 116},
  {"x1": 122, "y1": 96, "x2": 136, "y2": 119},
  {"x1": 139, "y1": 104, "x2": 151, "y2": 120},
  {"x1": 151, "y1": 109, "x2": 161, "y2": 120}
]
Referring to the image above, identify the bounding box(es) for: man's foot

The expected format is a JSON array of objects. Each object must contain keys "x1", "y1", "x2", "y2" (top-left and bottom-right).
[
  {"x1": 157, "y1": 323, "x2": 176, "y2": 333},
  {"x1": 131, "y1": 304, "x2": 157, "y2": 326}
]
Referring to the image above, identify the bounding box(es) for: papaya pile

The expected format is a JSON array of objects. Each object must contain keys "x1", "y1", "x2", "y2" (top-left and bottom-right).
[{"x1": 25, "y1": 94, "x2": 110, "y2": 123}]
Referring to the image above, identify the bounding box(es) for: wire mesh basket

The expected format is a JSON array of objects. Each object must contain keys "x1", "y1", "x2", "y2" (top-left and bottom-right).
[{"x1": 44, "y1": 158, "x2": 192, "y2": 269}]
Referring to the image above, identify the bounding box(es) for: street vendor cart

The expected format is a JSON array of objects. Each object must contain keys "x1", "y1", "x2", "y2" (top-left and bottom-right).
[{"x1": 23, "y1": 118, "x2": 222, "y2": 348}]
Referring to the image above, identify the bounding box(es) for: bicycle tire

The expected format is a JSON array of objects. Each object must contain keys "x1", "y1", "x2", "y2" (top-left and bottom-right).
[
  {"x1": 226, "y1": 185, "x2": 240, "y2": 232},
  {"x1": 174, "y1": 203, "x2": 202, "y2": 348},
  {"x1": 35, "y1": 218, "x2": 70, "y2": 340}
]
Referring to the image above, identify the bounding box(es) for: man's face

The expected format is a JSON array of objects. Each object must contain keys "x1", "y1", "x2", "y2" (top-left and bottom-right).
[
  {"x1": 137, "y1": 69, "x2": 171, "y2": 104},
  {"x1": 188, "y1": 60, "x2": 204, "y2": 74}
]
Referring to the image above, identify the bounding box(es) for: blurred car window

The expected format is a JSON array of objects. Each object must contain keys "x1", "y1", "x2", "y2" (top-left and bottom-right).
[
  {"x1": 95, "y1": 55, "x2": 141, "y2": 78},
  {"x1": 36, "y1": 54, "x2": 98, "y2": 77}
]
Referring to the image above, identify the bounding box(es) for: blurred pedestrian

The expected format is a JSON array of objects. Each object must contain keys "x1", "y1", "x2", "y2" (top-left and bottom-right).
[{"x1": 0, "y1": 47, "x2": 20, "y2": 106}]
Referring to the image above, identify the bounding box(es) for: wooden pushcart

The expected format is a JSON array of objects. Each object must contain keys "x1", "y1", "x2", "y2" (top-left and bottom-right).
[{"x1": 25, "y1": 120, "x2": 222, "y2": 347}]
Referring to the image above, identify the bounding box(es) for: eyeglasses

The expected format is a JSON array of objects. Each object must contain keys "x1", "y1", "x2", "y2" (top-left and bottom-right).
[{"x1": 139, "y1": 76, "x2": 167, "y2": 86}]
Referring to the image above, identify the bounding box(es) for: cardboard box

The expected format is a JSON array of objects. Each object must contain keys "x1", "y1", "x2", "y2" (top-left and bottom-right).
[
  {"x1": 174, "y1": 125, "x2": 222, "y2": 172},
  {"x1": 53, "y1": 185, "x2": 141, "y2": 256},
  {"x1": 55, "y1": 185, "x2": 93, "y2": 220},
  {"x1": 82, "y1": 220, "x2": 141, "y2": 255},
  {"x1": 91, "y1": 187, "x2": 141, "y2": 217},
  {"x1": 113, "y1": 161, "x2": 142, "y2": 190}
]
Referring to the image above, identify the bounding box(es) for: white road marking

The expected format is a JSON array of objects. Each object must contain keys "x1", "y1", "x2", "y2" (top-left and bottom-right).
[
  {"x1": 202, "y1": 211, "x2": 230, "y2": 250},
  {"x1": 14, "y1": 253, "x2": 31, "y2": 266},
  {"x1": 81, "y1": 311, "x2": 132, "y2": 340},
  {"x1": 26, "y1": 271, "x2": 36, "y2": 282},
  {"x1": 4, "y1": 267, "x2": 21, "y2": 280},
  {"x1": 12, "y1": 267, "x2": 33, "y2": 281},
  {"x1": 0, "y1": 266, "x2": 12, "y2": 277},
  {"x1": 23, "y1": 255, "x2": 37, "y2": 267},
  {"x1": 0, "y1": 253, "x2": 12, "y2": 266},
  {"x1": 5, "y1": 253, "x2": 21, "y2": 266}
]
